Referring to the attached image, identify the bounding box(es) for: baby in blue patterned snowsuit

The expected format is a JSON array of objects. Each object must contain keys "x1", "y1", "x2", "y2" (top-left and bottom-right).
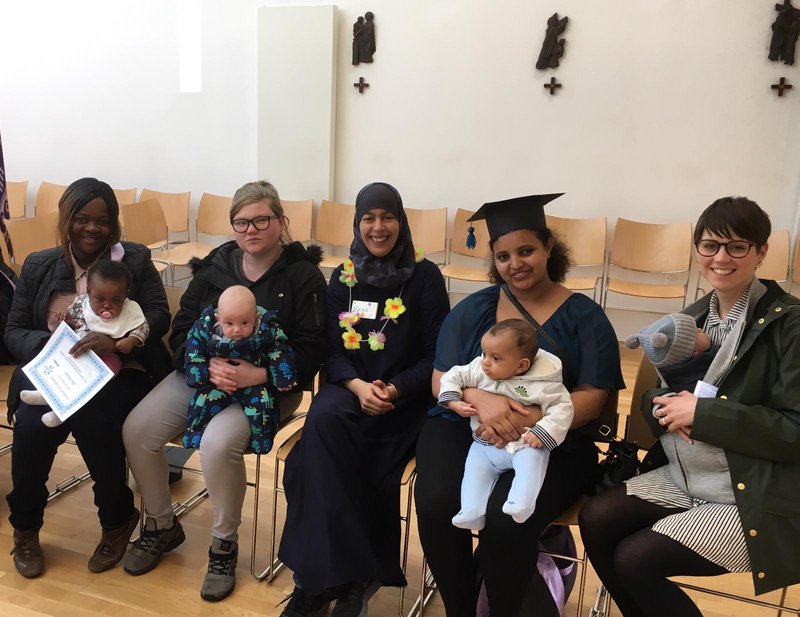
[{"x1": 183, "y1": 285, "x2": 296, "y2": 455}]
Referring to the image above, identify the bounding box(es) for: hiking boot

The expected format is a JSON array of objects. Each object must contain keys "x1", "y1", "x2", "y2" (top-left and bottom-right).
[
  {"x1": 330, "y1": 579, "x2": 380, "y2": 617},
  {"x1": 89, "y1": 508, "x2": 140, "y2": 573},
  {"x1": 123, "y1": 515, "x2": 185, "y2": 575},
  {"x1": 10, "y1": 529, "x2": 44, "y2": 578},
  {"x1": 278, "y1": 586, "x2": 332, "y2": 617},
  {"x1": 200, "y1": 537, "x2": 238, "y2": 602}
]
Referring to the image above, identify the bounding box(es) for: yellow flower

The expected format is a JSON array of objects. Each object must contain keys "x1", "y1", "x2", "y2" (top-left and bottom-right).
[
  {"x1": 342, "y1": 328, "x2": 362, "y2": 350},
  {"x1": 339, "y1": 269, "x2": 357, "y2": 288},
  {"x1": 415, "y1": 248, "x2": 425, "y2": 263},
  {"x1": 338, "y1": 311, "x2": 360, "y2": 328},
  {"x1": 367, "y1": 331, "x2": 386, "y2": 351},
  {"x1": 384, "y1": 297, "x2": 406, "y2": 320}
]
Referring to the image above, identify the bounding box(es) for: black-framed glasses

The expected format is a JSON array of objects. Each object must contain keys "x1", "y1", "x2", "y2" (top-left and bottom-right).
[
  {"x1": 695, "y1": 239, "x2": 755, "y2": 258},
  {"x1": 230, "y1": 215, "x2": 280, "y2": 233}
]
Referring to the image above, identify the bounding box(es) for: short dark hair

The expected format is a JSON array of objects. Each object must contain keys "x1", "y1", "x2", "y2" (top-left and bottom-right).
[
  {"x1": 488, "y1": 319, "x2": 539, "y2": 363},
  {"x1": 487, "y1": 227, "x2": 573, "y2": 284},
  {"x1": 87, "y1": 260, "x2": 132, "y2": 292},
  {"x1": 693, "y1": 196, "x2": 771, "y2": 247}
]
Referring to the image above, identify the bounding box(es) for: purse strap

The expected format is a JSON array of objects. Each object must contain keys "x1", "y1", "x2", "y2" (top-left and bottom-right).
[{"x1": 500, "y1": 284, "x2": 571, "y2": 378}]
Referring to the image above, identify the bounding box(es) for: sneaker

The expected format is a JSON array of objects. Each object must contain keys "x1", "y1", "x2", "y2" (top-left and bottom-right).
[
  {"x1": 89, "y1": 508, "x2": 141, "y2": 573},
  {"x1": 10, "y1": 529, "x2": 44, "y2": 578},
  {"x1": 123, "y1": 515, "x2": 185, "y2": 575},
  {"x1": 278, "y1": 586, "x2": 332, "y2": 617},
  {"x1": 330, "y1": 579, "x2": 380, "y2": 617},
  {"x1": 200, "y1": 537, "x2": 238, "y2": 602}
]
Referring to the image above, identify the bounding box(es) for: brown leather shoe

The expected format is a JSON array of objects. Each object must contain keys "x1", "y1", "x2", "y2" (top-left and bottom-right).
[
  {"x1": 11, "y1": 529, "x2": 44, "y2": 578},
  {"x1": 88, "y1": 509, "x2": 140, "y2": 573}
]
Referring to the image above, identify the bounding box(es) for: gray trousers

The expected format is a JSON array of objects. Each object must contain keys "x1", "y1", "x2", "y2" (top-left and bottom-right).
[{"x1": 122, "y1": 370, "x2": 300, "y2": 541}]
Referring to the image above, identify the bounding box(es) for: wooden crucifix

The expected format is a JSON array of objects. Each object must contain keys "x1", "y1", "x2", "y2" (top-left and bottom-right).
[
  {"x1": 544, "y1": 77, "x2": 562, "y2": 95},
  {"x1": 771, "y1": 76, "x2": 793, "y2": 96},
  {"x1": 353, "y1": 77, "x2": 370, "y2": 93}
]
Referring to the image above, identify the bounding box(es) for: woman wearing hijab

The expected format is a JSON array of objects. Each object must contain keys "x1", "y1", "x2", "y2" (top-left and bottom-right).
[
  {"x1": 278, "y1": 182, "x2": 450, "y2": 617},
  {"x1": 4, "y1": 177, "x2": 171, "y2": 579}
]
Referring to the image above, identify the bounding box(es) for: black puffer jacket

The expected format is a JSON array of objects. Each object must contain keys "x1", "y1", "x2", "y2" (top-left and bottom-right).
[
  {"x1": 4, "y1": 242, "x2": 172, "y2": 419},
  {"x1": 169, "y1": 241, "x2": 327, "y2": 390}
]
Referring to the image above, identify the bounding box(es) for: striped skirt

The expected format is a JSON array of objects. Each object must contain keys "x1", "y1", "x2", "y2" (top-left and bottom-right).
[{"x1": 625, "y1": 466, "x2": 751, "y2": 572}]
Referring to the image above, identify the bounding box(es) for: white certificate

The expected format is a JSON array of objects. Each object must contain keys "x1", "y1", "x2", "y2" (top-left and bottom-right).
[{"x1": 22, "y1": 321, "x2": 114, "y2": 422}]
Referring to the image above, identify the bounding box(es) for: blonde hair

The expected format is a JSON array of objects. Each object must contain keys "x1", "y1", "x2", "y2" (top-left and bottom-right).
[{"x1": 230, "y1": 180, "x2": 293, "y2": 245}]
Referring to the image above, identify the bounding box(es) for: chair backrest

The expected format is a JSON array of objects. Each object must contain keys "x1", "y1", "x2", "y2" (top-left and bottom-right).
[
  {"x1": 6, "y1": 181, "x2": 28, "y2": 218},
  {"x1": 406, "y1": 207, "x2": 447, "y2": 255},
  {"x1": 121, "y1": 199, "x2": 168, "y2": 247},
  {"x1": 793, "y1": 235, "x2": 800, "y2": 286},
  {"x1": 281, "y1": 199, "x2": 313, "y2": 243},
  {"x1": 759, "y1": 229, "x2": 790, "y2": 283},
  {"x1": 196, "y1": 193, "x2": 233, "y2": 238},
  {"x1": 623, "y1": 354, "x2": 660, "y2": 450},
  {"x1": 315, "y1": 200, "x2": 355, "y2": 247},
  {"x1": 163, "y1": 285, "x2": 185, "y2": 351},
  {"x1": 34, "y1": 181, "x2": 67, "y2": 217},
  {"x1": 450, "y1": 208, "x2": 491, "y2": 259},
  {"x1": 113, "y1": 187, "x2": 137, "y2": 206},
  {"x1": 610, "y1": 218, "x2": 692, "y2": 274},
  {"x1": 7, "y1": 212, "x2": 60, "y2": 263},
  {"x1": 140, "y1": 189, "x2": 190, "y2": 234},
  {"x1": 546, "y1": 214, "x2": 607, "y2": 267}
]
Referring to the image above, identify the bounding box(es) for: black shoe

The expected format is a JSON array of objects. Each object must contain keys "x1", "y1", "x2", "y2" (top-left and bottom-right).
[
  {"x1": 10, "y1": 529, "x2": 44, "y2": 579},
  {"x1": 330, "y1": 579, "x2": 380, "y2": 617},
  {"x1": 88, "y1": 508, "x2": 140, "y2": 573},
  {"x1": 123, "y1": 516, "x2": 185, "y2": 575},
  {"x1": 168, "y1": 468, "x2": 183, "y2": 484},
  {"x1": 278, "y1": 586, "x2": 332, "y2": 617}
]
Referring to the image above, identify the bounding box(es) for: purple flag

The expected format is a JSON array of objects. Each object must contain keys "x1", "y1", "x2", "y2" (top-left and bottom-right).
[{"x1": 0, "y1": 132, "x2": 14, "y2": 260}]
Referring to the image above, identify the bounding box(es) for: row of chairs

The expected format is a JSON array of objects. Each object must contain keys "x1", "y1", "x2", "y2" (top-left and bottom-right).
[{"x1": 5, "y1": 185, "x2": 800, "y2": 311}]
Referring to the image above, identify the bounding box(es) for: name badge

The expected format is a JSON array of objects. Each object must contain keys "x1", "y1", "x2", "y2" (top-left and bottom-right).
[
  {"x1": 693, "y1": 380, "x2": 719, "y2": 398},
  {"x1": 351, "y1": 300, "x2": 378, "y2": 320}
]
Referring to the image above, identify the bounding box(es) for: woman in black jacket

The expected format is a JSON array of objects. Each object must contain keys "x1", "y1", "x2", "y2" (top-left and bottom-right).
[
  {"x1": 5, "y1": 177, "x2": 171, "y2": 579},
  {"x1": 122, "y1": 180, "x2": 327, "y2": 602}
]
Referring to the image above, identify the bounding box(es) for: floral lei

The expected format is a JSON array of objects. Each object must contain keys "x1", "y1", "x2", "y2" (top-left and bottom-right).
[{"x1": 337, "y1": 250, "x2": 424, "y2": 351}]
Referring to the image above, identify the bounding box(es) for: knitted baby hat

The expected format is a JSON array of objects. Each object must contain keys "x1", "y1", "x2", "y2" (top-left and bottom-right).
[{"x1": 624, "y1": 313, "x2": 698, "y2": 368}]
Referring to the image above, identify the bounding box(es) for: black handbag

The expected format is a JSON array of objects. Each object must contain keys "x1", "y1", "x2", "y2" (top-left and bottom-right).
[{"x1": 588, "y1": 438, "x2": 641, "y2": 495}]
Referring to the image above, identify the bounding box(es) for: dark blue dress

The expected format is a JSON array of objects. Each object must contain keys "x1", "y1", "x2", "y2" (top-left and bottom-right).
[
  {"x1": 415, "y1": 285, "x2": 624, "y2": 617},
  {"x1": 279, "y1": 258, "x2": 450, "y2": 594}
]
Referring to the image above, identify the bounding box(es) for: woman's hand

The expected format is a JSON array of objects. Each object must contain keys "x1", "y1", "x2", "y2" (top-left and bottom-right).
[
  {"x1": 466, "y1": 389, "x2": 542, "y2": 447},
  {"x1": 209, "y1": 357, "x2": 267, "y2": 394},
  {"x1": 69, "y1": 332, "x2": 117, "y2": 357},
  {"x1": 653, "y1": 391, "x2": 697, "y2": 444},
  {"x1": 345, "y1": 378, "x2": 395, "y2": 416}
]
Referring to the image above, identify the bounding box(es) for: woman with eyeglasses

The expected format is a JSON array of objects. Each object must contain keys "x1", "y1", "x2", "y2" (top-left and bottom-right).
[
  {"x1": 579, "y1": 196, "x2": 800, "y2": 617},
  {"x1": 122, "y1": 180, "x2": 326, "y2": 602}
]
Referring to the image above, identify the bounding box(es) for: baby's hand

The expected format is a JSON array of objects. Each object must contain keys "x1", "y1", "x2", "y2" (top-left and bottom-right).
[
  {"x1": 446, "y1": 400, "x2": 478, "y2": 417},
  {"x1": 523, "y1": 431, "x2": 544, "y2": 448},
  {"x1": 115, "y1": 337, "x2": 138, "y2": 355}
]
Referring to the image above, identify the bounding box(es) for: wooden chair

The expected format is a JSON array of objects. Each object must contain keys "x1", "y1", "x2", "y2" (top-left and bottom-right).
[
  {"x1": 792, "y1": 235, "x2": 800, "y2": 294},
  {"x1": 621, "y1": 355, "x2": 799, "y2": 617},
  {"x1": 281, "y1": 199, "x2": 314, "y2": 244},
  {"x1": 34, "y1": 181, "x2": 67, "y2": 217},
  {"x1": 441, "y1": 208, "x2": 491, "y2": 288},
  {"x1": 315, "y1": 200, "x2": 355, "y2": 269},
  {"x1": 6, "y1": 212, "x2": 60, "y2": 264},
  {"x1": 6, "y1": 180, "x2": 28, "y2": 218},
  {"x1": 113, "y1": 187, "x2": 137, "y2": 206},
  {"x1": 602, "y1": 218, "x2": 693, "y2": 310},
  {"x1": 120, "y1": 200, "x2": 170, "y2": 277},
  {"x1": 406, "y1": 207, "x2": 447, "y2": 264},
  {"x1": 139, "y1": 189, "x2": 191, "y2": 244},
  {"x1": 158, "y1": 192, "x2": 232, "y2": 269},
  {"x1": 546, "y1": 214, "x2": 607, "y2": 301}
]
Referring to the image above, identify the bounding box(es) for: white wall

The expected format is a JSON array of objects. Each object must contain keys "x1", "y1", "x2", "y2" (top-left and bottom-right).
[{"x1": 2, "y1": 1, "x2": 799, "y2": 238}]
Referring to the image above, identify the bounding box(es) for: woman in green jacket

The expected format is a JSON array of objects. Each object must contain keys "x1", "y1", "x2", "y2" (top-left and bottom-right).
[{"x1": 580, "y1": 196, "x2": 800, "y2": 617}]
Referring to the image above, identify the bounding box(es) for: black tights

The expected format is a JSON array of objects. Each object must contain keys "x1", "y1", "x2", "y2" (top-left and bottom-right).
[{"x1": 578, "y1": 486, "x2": 727, "y2": 617}]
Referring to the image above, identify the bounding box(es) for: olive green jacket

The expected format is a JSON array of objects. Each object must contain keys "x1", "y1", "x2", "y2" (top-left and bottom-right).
[{"x1": 643, "y1": 279, "x2": 800, "y2": 595}]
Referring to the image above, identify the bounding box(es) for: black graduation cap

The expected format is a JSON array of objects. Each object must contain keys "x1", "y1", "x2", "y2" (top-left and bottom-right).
[{"x1": 467, "y1": 193, "x2": 564, "y2": 245}]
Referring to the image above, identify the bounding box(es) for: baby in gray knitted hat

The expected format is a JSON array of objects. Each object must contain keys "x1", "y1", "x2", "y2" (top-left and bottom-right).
[{"x1": 625, "y1": 313, "x2": 715, "y2": 394}]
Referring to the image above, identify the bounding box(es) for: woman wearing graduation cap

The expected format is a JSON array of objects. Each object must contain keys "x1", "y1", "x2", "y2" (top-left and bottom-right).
[
  {"x1": 278, "y1": 182, "x2": 450, "y2": 616},
  {"x1": 415, "y1": 193, "x2": 624, "y2": 617}
]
